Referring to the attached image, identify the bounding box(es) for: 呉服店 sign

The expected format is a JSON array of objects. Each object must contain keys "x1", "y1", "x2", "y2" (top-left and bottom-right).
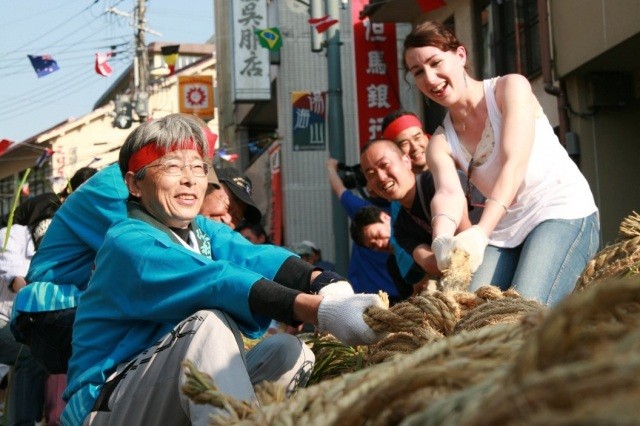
[{"x1": 231, "y1": 0, "x2": 270, "y2": 101}]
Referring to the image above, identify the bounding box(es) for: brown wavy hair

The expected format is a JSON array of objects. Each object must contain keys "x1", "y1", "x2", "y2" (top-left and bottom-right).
[{"x1": 402, "y1": 21, "x2": 463, "y2": 73}]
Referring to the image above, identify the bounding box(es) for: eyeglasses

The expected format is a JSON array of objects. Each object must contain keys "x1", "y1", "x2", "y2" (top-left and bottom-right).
[{"x1": 147, "y1": 160, "x2": 209, "y2": 177}]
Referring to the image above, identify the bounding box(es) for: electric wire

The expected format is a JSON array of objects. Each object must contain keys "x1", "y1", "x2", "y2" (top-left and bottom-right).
[
  {"x1": 1, "y1": 0, "x2": 213, "y2": 142},
  {"x1": 1, "y1": 1, "x2": 105, "y2": 67},
  {"x1": 0, "y1": 57, "x2": 132, "y2": 120}
]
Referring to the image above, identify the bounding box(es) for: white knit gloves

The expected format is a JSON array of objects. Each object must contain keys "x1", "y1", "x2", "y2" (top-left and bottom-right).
[
  {"x1": 317, "y1": 294, "x2": 386, "y2": 346},
  {"x1": 318, "y1": 281, "x2": 354, "y2": 297},
  {"x1": 431, "y1": 235, "x2": 456, "y2": 272},
  {"x1": 454, "y1": 225, "x2": 488, "y2": 272}
]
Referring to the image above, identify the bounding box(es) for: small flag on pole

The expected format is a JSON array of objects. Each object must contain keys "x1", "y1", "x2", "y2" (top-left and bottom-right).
[
  {"x1": 255, "y1": 27, "x2": 283, "y2": 51},
  {"x1": 218, "y1": 149, "x2": 238, "y2": 163},
  {"x1": 308, "y1": 15, "x2": 338, "y2": 34},
  {"x1": 0, "y1": 139, "x2": 12, "y2": 156},
  {"x1": 27, "y1": 54, "x2": 59, "y2": 78},
  {"x1": 95, "y1": 52, "x2": 113, "y2": 77},
  {"x1": 35, "y1": 148, "x2": 54, "y2": 169},
  {"x1": 161, "y1": 45, "x2": 180, "y2": 75}
]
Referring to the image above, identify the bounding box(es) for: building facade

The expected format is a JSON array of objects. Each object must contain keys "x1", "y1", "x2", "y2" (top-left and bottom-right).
[{"x1": 216, "y1": 0, "x2": 640, "y2": 268}]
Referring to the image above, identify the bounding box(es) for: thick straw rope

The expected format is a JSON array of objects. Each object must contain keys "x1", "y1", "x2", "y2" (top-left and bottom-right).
[
  {"x1": 576, "y1": 211, "x2": 640, "y2": 291},
  {"x1": 183, "y1": 321, "x2": 533, "y2": 426},
  {"x1": 404, "y1": 276, "x2": 640, "y2": 426},
  {"x1": 177, "y1": 213, "x2": 640, "y2": 425}
]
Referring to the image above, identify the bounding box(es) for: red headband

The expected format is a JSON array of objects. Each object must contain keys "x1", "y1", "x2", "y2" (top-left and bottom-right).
[
  {"x1": 127, "y1": 140, "x2": 202, "y2": 173},
  {"x1": 382, "y1": 115, "x2": 423, "y2": 140}
]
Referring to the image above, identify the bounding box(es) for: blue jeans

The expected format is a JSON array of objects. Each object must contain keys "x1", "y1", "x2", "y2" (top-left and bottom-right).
[
  {"x1": 469, "y1": 212, "x2": 600, "y2": 306},
  {"x1": 0, "y1": 319, "x2": 46, "y2": 426}
]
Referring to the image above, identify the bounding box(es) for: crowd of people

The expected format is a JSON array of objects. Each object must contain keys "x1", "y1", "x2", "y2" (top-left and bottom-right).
[{"x1": 0, "y1": 20, "x2": 600, "y2": 426}]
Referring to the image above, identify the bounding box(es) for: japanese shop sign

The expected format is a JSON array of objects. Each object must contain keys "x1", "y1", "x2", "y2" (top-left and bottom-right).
[
  {"x1": 292, "y1": 91, "x2": 327, "y2": 151},
  {"x1": 351, "y1": 0, "x2": 401, "y2": 148},
  {"x1": 178, "y1": 75, "x2": 214, "y2": 119},
  {"x1": 231, "y1": 0, "x2": 270, "y2": 101}
]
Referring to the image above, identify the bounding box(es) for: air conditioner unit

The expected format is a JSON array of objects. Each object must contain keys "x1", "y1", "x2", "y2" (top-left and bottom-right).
[{"x1": 587, "y1": 72, "x2": 633, "y2": 109}]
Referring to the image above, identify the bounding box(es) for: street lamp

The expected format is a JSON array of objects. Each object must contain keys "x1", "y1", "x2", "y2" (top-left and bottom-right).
[{"x1": 113, "y1": 94, "x2": 133, "y2": 129}]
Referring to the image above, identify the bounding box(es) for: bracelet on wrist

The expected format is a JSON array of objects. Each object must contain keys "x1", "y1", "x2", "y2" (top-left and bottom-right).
[
  {"x1": 486, "y1": 198, "x2": 508, "y2": 213},
  {"x1": 430, "y1": 213, "x2": 458, "y2": 228}
]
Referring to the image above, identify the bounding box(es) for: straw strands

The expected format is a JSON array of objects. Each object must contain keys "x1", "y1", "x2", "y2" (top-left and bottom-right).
[
  {"x1": 576, "y1": 210, "x2": 640, "y2": 291},
  {"x1": 181, "y1": 211, "x2": 640, "y2": 425}
]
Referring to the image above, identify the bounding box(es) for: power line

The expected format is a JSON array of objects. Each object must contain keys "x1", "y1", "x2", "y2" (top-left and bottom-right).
[
  {"x1": 0, "y1": 56, "x2": 132, "y2": 118},
  {"x1": 0, "y1": 47, "x2": 132, "y2": 74},
  {"x1": 1, "y1": 0, "x2": 103, "y2": 62},
  {"x1": 0, "y1": 40, "x2": 130, "y2": 64}
]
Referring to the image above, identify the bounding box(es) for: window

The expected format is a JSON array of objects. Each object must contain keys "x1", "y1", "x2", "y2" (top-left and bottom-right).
[{"x1": 475, "y1": 0, "x2": 541, "y2": 79}]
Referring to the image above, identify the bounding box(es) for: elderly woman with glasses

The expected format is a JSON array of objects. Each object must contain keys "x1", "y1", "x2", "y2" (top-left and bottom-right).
[
  {"x1": 61, "y1": 114, "x2": 385, "y2": 426},
  {"x1": 403, "y1": 21, "x2": 599, "y2": 306}
]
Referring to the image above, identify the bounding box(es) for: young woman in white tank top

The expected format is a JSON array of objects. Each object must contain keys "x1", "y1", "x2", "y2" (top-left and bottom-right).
[{"x1": 401, "y1": 21, "x2": 599, "y2": 306}]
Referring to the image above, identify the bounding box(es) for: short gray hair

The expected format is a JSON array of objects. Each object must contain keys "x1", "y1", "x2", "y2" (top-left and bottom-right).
[{"x1": 118, "y1": 113, "x2": 209, "y2": 177}]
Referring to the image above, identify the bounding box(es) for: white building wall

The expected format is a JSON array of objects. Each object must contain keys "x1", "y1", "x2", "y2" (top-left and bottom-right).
[{"x1": 276, "y1": 1, "x2": 360, "y2": 266}]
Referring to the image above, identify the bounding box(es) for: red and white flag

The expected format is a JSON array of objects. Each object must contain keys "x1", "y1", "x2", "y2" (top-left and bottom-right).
[
  {"x1": 95, "y1": 52, "x2": 113, "y2": 77},
  {"x1": 308, "y1": 15, "x2": 338, "y2": 34}
]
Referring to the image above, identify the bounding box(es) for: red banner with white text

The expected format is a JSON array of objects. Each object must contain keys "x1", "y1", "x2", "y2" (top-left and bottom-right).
[{"x1": 351, "y1": 0, "x2": 401, "y2": 148}]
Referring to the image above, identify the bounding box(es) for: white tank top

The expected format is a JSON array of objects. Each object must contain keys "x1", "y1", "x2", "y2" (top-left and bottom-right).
[{"x1": 443, "y1": 78, "x2": 597, "y2": 247}]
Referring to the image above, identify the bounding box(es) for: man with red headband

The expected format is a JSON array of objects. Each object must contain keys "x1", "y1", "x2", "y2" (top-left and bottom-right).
[
  {"x1": 13, "y1": 115, "x2": 303, "y2": 380},
  {"x1": 360, "y1": 138, "x2": 474, "y2": 279},
  {"x1": 382, "y1": 110, "x2": 430, "y2": 174},
  {"x1": 41, "y1": 114, "x2": 385, "y2": 425}
]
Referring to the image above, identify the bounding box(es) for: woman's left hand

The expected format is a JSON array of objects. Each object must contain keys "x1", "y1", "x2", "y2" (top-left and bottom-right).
[{"x1": 454, "y1": 225, "x2": 488, "y2": 272}]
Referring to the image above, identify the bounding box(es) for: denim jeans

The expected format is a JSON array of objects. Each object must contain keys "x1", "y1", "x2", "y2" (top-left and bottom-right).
[
  {"x1": 0, "y1": 319, "x2": 46, "y2": 425},
  {"x1": 14, "y1": 308, "x2": 76, "y2": 375},
  {"x1": 469, "y1": 212, "x2": 600, "y2": 306}
]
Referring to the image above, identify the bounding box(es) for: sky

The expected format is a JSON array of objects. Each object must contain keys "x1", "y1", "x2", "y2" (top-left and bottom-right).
[{"x1": 0, "y1": 0, "x2": 215, "y2": 143}]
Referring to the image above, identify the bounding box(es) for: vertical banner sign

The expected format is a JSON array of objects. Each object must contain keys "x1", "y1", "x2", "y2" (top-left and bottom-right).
[
  {"x1": 231, "y1": 0, "x2": 270, "y2": 101},
  {"x1": 351, "y1": 0, "x2": 401, "y2": 148},
  {"x1": 269, "y1": 142, "x2": 283, "y2": 246},
  {"x1": 292, "y1": 91, "x2": 327, "y2": 151},
  {"x1": 178, "y1": 75, "x2": 214, "y2": 119}
]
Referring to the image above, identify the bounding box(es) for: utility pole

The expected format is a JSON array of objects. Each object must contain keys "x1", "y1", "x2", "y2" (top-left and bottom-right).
[
  {"x1": 134, "y1": 0, "x2": 149, "y2": 121},
  {"x1": 108, "y1": 0, "x2": 159, "y2": 127},
  {"x1": 310, "y1": 0, "x2": 349, "y2": 275}
]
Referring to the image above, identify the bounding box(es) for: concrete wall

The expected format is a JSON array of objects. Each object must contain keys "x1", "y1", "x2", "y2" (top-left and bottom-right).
[
  {"x1": 564, "y1": 76, "x2": 640, "y2": 245},
  {"x1": 550, "y1": 0, "x2": 640, "y2": 244},
  {"x1": 551, "y1": 0, "x2": 640, "y2": 78},
  {"x1": 275, "y1": 0, "x2": 359, "y2": 268}
]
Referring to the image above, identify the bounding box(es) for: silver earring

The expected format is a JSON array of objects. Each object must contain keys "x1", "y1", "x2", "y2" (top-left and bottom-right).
[{"x1": 463, "y1": 72, "x2": 468, "y2": 88}]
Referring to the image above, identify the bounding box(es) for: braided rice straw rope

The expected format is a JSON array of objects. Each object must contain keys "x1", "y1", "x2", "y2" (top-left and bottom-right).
[
  {"x1": 363, "y1": 286, "x2": 544, "y2": 365},
  {"x1": 403, "y1": 276, "x2": 640, "y2": 426},
  {"x1": 182, "y1": 286, "x2": 545, "y2": 425},
  {"x1": 180, "y1": 213, "x2": 640, "y2": 425},
  {"x1": 576, "y1": 211, "x2": 640, "y2": 291},
  {"x1": 183, "y1": 321, "x2": 537, "y2": 426}
]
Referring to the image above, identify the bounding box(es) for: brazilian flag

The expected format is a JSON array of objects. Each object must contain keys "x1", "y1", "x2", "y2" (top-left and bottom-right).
[{"x1": 255, "y1": 27, "x2": 283, "y2": 52}]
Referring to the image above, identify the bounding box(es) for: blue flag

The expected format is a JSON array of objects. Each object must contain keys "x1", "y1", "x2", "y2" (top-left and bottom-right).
[{"x1": 27, "y1": 54, "x2": 60, "y2": 78}]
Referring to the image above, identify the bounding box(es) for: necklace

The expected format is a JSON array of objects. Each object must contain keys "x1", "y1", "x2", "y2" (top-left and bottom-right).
[{"x1": 457, "y1": 104, "x2": 471, "y2": 133}]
